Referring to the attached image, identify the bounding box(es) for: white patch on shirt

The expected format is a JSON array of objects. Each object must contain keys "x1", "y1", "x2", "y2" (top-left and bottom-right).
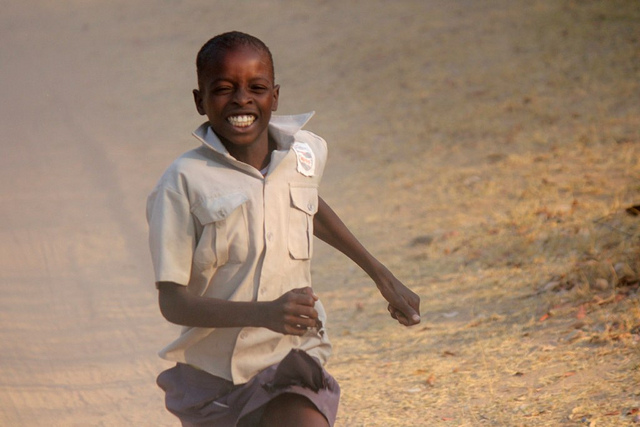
[{"x1": 292, "y1": 142, "x2": 315, "y2": 177}]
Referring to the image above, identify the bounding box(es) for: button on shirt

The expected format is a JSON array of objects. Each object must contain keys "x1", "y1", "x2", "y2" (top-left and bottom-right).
[{"x1": 146, "y1": 113, "x2": 332, "y2": 384}]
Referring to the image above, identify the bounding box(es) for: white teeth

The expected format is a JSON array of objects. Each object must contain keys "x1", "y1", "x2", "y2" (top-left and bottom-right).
[{"x1": 227, "y1": 115, "x2": 255, "y2": 127}]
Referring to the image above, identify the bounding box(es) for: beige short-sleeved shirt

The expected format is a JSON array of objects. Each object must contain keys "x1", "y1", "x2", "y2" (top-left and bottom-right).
[{"x1": 146, "y1": 113, "x2": 332, "y2": 384}]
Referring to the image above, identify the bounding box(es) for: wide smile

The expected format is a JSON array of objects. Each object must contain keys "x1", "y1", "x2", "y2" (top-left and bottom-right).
[{"x1": 227, "y1": 114, "x2": 256, "y2": 128}]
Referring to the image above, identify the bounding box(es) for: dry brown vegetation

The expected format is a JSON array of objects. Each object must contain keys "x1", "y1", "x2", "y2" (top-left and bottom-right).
[{"x1": 311, "y1": 1, "x2": 640, "y2": 425}]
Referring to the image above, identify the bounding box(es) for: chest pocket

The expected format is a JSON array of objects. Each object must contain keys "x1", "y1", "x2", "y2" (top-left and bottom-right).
[
  {"x1": 289, "y1": 184, "x2": 318, "y2": 260},
  {"x1": 192, "y1": 193, "x2": 249, "y2": 268}
]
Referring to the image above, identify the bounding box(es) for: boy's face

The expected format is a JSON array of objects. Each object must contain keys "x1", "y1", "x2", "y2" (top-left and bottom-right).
[{"x1": 193, "y1": 46, "x2": 279, "y2": 152}]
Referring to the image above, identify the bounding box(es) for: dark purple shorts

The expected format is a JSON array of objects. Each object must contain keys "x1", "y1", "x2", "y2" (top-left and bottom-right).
[{"x1": 157, "y1": 349, "x2": 340, "y2": 426}]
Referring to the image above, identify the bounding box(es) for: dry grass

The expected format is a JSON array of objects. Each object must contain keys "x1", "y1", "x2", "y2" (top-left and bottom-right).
[
  {"x1": 317, "y1": 149, "x2": 640, "y2": 425},
  {"x1": 311, "y1": 1, "x2": 640, "y2": 425}
]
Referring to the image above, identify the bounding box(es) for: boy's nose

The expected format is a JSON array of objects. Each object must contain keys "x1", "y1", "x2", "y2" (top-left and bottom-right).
[{"x1": 232, "y1": 87, "x2": 252, "y2": 105}]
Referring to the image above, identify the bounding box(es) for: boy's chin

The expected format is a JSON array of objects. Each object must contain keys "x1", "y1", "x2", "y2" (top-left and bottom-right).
[{"x1": 219, "y1": 129, "x2": 268, "y2": 149}]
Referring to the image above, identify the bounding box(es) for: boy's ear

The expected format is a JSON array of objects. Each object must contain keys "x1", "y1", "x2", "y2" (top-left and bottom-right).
[
  {"x1": 193, "y1": 89, "x2": 205, "y2": 115},
  {"x1": 272, "y1": 84, "x2": 280, "y2": 112}
]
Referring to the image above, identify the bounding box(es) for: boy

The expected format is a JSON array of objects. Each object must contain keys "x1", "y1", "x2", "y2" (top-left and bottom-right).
[{"x1": 147, "y1": 31, "x2": 420, "y2": 427}]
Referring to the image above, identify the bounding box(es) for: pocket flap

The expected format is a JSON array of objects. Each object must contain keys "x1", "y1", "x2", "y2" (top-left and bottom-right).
[
  {"x1": 290, "y1": 185, "x2": 318, "y2": 215},
  {"x1": 192, "y1": 193, "x2": 248, "y2": 225}
]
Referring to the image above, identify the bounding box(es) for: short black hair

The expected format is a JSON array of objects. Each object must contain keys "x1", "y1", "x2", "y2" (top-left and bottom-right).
[{"x1": 196, "y1": 31, "x2": 275, "y2": 87}]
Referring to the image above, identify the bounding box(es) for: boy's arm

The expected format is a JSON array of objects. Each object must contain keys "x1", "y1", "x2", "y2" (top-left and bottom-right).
[
  {"x1": 313, "y1": 197, "x2": 421, "y2": 326},
  {"x1": 157, "y1": 281, "x2": 320, "y2": 335}
]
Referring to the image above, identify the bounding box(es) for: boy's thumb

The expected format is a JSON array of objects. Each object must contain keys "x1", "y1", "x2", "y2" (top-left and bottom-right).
[
  {"x1": 292, "y1": 286, "x2": 318, "y2": 300},
  {"x1": 395, "y1": 301, "x2": 420, "y2": 324}
]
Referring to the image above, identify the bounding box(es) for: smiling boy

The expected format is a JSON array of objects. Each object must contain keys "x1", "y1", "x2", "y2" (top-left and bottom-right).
[{"x1": 147, "y1": 31, "x2": 420, "y2": 426}]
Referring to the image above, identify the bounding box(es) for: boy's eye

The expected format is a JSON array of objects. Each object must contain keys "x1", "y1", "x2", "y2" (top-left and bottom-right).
[
  {"x1": 213, "y1": 86, "x2": 232, "y2": 94},
  {"x1": 251, "y1": 85, "x2": 268, "y2": 93}
]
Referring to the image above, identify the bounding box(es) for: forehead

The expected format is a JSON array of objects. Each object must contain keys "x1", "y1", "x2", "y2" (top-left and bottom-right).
[{"x1": 200, "y1": 45, "x2": 274, "y2": 82}]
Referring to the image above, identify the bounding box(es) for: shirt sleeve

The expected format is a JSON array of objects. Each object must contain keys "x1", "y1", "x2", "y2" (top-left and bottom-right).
[{"x1": 146, "y1": 185, "x2": 195, "y2": 286}]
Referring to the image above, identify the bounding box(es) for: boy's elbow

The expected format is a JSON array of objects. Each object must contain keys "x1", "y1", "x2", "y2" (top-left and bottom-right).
[
  {"x1": 158, "y1": 297, "x2": 178, "y2": 323},
  {"x1": 157, "y1": 282, "x2": 187, "y2": 324}
]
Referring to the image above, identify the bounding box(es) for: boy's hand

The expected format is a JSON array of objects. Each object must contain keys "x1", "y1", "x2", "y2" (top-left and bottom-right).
[
  {"x1": 374, "y1": 267, "x2": 421, "y2": 326},
  {"x1": 265, "y1": 287, "x2": 321, "y2": 336}
]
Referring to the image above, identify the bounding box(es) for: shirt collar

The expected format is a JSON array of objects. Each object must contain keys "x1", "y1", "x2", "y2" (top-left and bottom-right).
[{"x1": 193, "y1": 112, "x2": 315, "y2": 155}]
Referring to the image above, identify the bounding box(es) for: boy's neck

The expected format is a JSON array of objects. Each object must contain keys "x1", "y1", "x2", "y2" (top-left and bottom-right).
[{"x1": 221, "y1": 134, "x2": 276, "y2": 171}]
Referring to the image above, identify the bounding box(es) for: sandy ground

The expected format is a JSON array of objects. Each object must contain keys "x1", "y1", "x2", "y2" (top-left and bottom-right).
[{"x1": 1, "y1": 0, "x2": 639, "y2": 426}]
